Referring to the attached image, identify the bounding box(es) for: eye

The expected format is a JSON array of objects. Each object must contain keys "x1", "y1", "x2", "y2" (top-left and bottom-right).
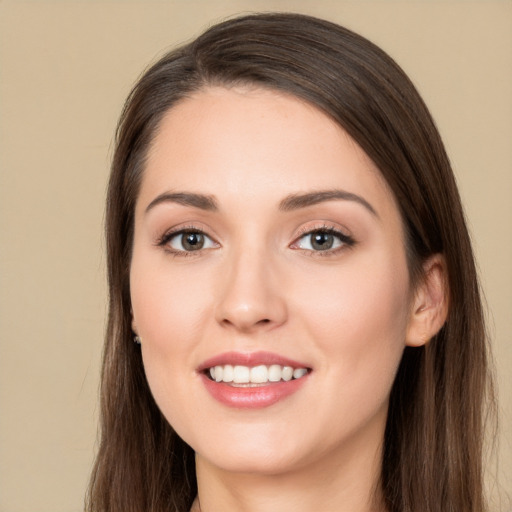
[
  {"x1": 292, "y1": 228, "x2": 354, "y2": 252},
  {"x1": 163, "y1": 230, "x2": 217, "y2": 253}
]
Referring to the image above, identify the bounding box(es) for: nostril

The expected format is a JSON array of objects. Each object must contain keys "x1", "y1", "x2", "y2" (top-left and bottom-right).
[{"x1": 220, "y1": 317, "x2": 273, "y2": 332}]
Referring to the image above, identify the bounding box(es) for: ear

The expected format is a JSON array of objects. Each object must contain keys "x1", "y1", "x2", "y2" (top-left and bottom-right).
[{"x1": 406, "y1": 254, "x2": 449, "y2": 347}]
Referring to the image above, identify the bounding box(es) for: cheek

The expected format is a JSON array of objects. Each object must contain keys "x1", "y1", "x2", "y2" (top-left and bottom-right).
[
  {"x1": 296, "y1": 253, "x2": 411, "y2": 391},
  {"x1": 281, "y1": 259, "x2": 410, "y2": 449},
  {"x1": 129, "y1": 253, "x2": 216, "y2": 427},
  {"x1": 130, "y1": 255, "x2": 212, "y2": 345}
]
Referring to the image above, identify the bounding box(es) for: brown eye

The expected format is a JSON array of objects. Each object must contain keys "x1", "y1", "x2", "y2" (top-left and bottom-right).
[
  {"x1": 293, "y1": 228, "x2": 355, "y2": 253},
  {"x1": 166, "y1": 230, "x2": 216, "y2": 252},
  {"x1": 182, "y1": 232, "x2": 204, "y2": 251},
  {"x1": 310, "y1": 232, "x2": 334, "y2": 250}
]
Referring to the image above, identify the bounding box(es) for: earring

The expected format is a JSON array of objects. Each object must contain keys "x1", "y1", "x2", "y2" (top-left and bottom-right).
[{"x1": 133, "y1": 335, "x2": 142, "y2": 345}]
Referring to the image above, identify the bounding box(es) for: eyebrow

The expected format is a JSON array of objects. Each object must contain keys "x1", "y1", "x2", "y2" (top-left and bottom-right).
[
  {"x1": 279, "y1": 189, "x2": 378, "y2": 217},
  {"x1": 145, "y1": 192, "x2": 218, "y2": 213},
  {"x1": 144, "y1": 188, "x2": 377, "y2": 217}
]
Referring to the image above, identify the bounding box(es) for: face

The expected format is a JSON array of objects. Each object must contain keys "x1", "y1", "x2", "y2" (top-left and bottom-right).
[{"x1": 130, "y1": 87, "x2": 414, "y2": 476}]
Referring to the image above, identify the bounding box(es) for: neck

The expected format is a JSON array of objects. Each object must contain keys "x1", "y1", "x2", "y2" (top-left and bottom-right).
[{"x1": 193, "y1": 428, "x2": 386, "y2": 512}]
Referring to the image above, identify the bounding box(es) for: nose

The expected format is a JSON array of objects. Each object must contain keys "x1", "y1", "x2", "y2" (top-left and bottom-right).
[{"x1": 214, "y1": 247, "x2": 288, "y2": 333}]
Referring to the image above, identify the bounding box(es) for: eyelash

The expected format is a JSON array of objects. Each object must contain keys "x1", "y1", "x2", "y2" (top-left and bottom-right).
[
  {"x1": 291, "y1": 225, "x2": 356, "y2": 257},
  {"x1": 156, "y1": 224, "x2": 356, "y2": 257},
  {"x1": 156, "y1": 225, "x2": 217, "y2": 257}
]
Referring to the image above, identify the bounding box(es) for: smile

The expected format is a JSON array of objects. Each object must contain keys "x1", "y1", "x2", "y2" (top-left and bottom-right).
[
  {"x1": 207, "y1": 364, "x2": 308, "y2": 386},
  {"x1": 199, "y1": 351, "x2": 312, "y2": 408}
]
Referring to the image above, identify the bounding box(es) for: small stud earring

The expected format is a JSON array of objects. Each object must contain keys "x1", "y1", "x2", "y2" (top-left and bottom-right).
[{"x1": 133, "y1": 335, "x2": 142, "y2": 345}]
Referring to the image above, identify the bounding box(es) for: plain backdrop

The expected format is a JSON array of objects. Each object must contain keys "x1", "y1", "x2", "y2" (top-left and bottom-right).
[{"x1": 0, "y1": 1, "x2": 511, "y2": 511}]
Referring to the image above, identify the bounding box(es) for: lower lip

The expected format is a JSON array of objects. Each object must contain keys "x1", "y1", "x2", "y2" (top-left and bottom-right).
[{"x1": 200, "y1": 373, "x2": 308, "y2": 409}]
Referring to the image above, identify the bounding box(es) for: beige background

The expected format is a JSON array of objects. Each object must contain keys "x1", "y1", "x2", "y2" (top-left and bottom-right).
[{"x1": 0, "y1": 1, "x2": 510, "y2": 511}]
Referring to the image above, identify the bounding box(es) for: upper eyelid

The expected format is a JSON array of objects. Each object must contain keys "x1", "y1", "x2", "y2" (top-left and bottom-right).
[
  {"x1": 293, "y1": 222, "x2": 352, "y2": 239},
  {"x1": 293, "y1": 229, "x2": 352, "y2": 243},
  {"x1": 157, "y1": 229, "x2": 219, "y2": 256},
  {"x1": 155, "y1": 222, "x2": 354, "y2": 247},
  {"x1": 290, "y1": 224, "x2": 356, "y2": 251},
  {"x1": 155, "y1": 223, "x2": 216, "y2": 245}
]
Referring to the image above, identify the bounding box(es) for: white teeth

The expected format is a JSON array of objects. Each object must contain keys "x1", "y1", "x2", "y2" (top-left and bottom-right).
[
  {"x1": 222, "y1": 364, "x2": 234, "y2": 383},
  {"x1": 293, "y1": 368, "x2": 307, "y2": 379},
  {"x1": 233, "y1": 365, "x2": 250, "y2": 383},
  {"x1": 250, "y1": 365, "x2": 268, "y2": 383},
  {"x1": 282, "y1": 366, "x2": 293, "y2": 381},
  {"x1": 268, "y1": 364, "x2": 282, "y2": 382},
  {"x1": 208, "y1": 364, "x2": 308, "y2": 384}
]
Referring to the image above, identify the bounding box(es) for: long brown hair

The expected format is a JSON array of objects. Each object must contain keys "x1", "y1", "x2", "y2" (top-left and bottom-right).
[{"x1": 87, "y1": 13, "x2": 494, "y2": 512}]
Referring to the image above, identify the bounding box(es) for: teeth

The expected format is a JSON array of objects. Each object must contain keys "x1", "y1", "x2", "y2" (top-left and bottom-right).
[
  {"x1": 208, "y1": 364, "x2": 308, "y2": 384},
  {"x1": 250, "y1": 365, "x2": 268, "y2": 383},
  {"x1": 282, "y1": 366, "x2": 293, "y2": 381},
  {"x1": 222, "y1": 364, "x2": 234, "y2": 383},
  {"x1": 233, "y1": 365, "x2": 250, "y2": 383},
  {"x1": 268, "y1": 364, "x2": 282, "y2": 382},
  {"x1": 293, "y1": 368, "x2": 307, "y2": 379}
]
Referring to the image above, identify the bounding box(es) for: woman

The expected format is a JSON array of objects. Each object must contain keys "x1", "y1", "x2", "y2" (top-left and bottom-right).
[{"x1": 87, "y1": 13, "x2": 494, "y2": 512}]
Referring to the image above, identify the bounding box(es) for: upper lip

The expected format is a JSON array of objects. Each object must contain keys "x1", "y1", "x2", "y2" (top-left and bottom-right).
[{"x1": 197, "y1": 351, "x2": 311, "y2": 372}]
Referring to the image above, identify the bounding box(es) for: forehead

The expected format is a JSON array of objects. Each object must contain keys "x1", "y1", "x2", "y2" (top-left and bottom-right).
[{"x1": 140, "y1": 86, "x2": 398, "y2": 220}]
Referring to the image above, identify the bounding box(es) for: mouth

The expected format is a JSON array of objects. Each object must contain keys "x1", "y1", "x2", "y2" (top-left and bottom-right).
[
  {"x1": 205, "y1": 364, "x2": 309, "y2": 387},
  {"x1": 198, "y1": 352, "x2": 312, "y2": 408}
]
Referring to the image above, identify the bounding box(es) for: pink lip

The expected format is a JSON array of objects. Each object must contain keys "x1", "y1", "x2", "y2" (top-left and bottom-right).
[
  {"x1": 197, "y1": 351, "x2": 311, "y2": 409},
  {"x1": 200, "y1": 374, "x2": 309, "y2": 409},
  {"x1": 197, "y1": 351, "x2": 309, "y2": 372}
]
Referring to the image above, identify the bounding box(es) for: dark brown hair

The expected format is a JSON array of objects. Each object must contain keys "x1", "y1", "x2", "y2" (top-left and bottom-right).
[{"x1": 87, "y1": 12, "x2": 494, "y2": 512}]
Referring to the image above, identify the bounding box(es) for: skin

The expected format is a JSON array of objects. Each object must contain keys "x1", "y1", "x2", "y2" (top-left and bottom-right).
[{"x1": 130, "y1": 87, "x2": 447, "y2": 512}]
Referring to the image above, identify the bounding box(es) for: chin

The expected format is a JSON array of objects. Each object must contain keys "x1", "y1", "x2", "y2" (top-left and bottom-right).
[
  {"x1": 188, "y1": 423, "x2": 311, "y2": 476},
  {"x1": 197, "y1": 446, "x2": 305, "y2": 476}
]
